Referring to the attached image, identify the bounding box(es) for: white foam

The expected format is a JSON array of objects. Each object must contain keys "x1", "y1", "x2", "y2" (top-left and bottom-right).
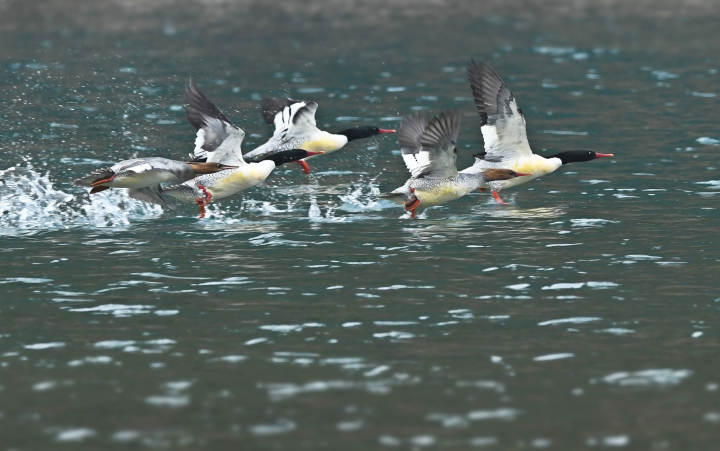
[
  {"x1": 697, "y1": 137, "x2": 720, "y2": 146},
  {"x1": 55, "y1": 428, "x2": 96, "y2": 442},
  {"x1": 24, "y1": 342, "x2": 65, "y2": 350},
  {"x1": 602, "y1": 369, "x2": 692, "y2": 386},
  {"x1": 145, "y1": 395, "x2": 190, "y2": 408},
  {"x1": 533, "y1": 353, "x2": 574, "y2": 362},
  {"x1": 538, "y1": 317, "x2": 601, "y2": 326},
  {"x1": 373, "y1": 331, "x2": 415, "y2": 339},
  {"x1": 0, "y1": 164, "x2": 162, "y2": 236}
]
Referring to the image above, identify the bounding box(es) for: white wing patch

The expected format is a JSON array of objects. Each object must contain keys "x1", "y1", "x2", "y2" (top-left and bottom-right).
[
  {"x1": 402, "y1": 150, "x2": 432, "y2": 178},
  {"x1": 206, "y1": 128, "x2": 246, "y2": 167},
  {"x1": 192, "y1": 129, "x2": 207, "y2": 160},
  {"x1": 482, "y1": 97, "x2": 532, "y2": 161},
  {"x1": 480, "y1": 124, "x2": 499, "y2": 151},
  {"x1": 128, "y1": 163, "x2": 153, "y2": 174},
  {"x1": 272, "y1": 101, "x2": 318, "y2": 137}
]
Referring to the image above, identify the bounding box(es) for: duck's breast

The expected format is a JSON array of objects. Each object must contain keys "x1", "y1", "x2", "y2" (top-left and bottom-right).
[
  {"x1": 300, "y1": 132, "x2": 347, "y2": 154},
  {"x1": 414, "y1": 182, "x2": 467, "y2": 206},
  {"x1": 210, "y1": 161, "x2": 275, "y2": 199},
  {"x1": 491, "y1": 155, "x2": 562, "y2": 191}
]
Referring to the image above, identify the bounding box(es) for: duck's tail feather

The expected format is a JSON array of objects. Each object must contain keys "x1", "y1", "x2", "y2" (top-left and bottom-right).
[{"x1": 73, "y1": 167, "x2": 114, "y2": 186}]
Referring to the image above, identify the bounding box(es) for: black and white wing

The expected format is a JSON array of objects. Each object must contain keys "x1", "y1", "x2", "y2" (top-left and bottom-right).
[
  {"x1": 467, "y1": 60, "x2": 532, "y2": 162},
  {"x1": 398, "y1": 110, "x2": 460, "y2": 179},
  {"x1": 261, "y1": 97, "x2": 319, "y2": 138},
  {"x1": 185, "y1": 78, "x2": 245, "y2": 165},
  {"x1": 261, "y1": 97, "x2": 301, "y2": 125}
]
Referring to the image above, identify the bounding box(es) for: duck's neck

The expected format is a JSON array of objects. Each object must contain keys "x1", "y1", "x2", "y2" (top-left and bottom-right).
[
  {"x1": 337, "y1": 126, "x2": 379, "y2": 142},
  {"x1": 548, "y1": 150, "x2": 597, "y2": 165}
]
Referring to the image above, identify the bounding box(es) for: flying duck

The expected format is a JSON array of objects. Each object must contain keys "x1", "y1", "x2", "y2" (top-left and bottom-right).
[
  {"x1": 239, "y1": 96, "x2": 395, "y2": 173},
  {"x1": 73, "y1": 157, "x2": 234, "y2": 194},
  {"x1": 144, "y1": 80, "x2": 320, "y2": 217},
  {"x1": 460, "y1": 60, "x2": 614, "y2": 204},
  {"x1": 382, "y1": 110, "x2": 528, "y2": 218}
]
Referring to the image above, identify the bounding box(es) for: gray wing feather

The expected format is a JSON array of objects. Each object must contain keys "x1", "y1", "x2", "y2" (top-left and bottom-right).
[
  {"x1": 185, "y1": 77, "x2": 233, "y2": 130},
  {"x1": 399, "y1": 110, "x2": 460, "y2": 178},
  {"x1": 185, "y1": 78, "x2": 242, "y2": 161},
  {"x1": 467, "y1": 60, "x2": 532, "y2": 161},
  {"x1": 467, "y1": 60, "x2": 512, "y2": 127},
  {"x1": 128, "y1": 185, "x2": 174, "y2": 209},
  {"x1": 398, "y1": 112, "x2": 431, "y2": 153},
  {"x1": 398, "y1": 112, "x2": 432, "y2": 178},
  {"x1": 419, "y1": 110, "x2": 461, "y2": 178}
]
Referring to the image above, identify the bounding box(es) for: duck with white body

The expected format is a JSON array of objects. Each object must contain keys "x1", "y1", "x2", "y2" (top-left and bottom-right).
[
  {"x1": 382, "y1": 110, "x2": 528, "y2": 217},
  {"x1": 460, "y1": 60, "x2": 614, "y2": 203}
]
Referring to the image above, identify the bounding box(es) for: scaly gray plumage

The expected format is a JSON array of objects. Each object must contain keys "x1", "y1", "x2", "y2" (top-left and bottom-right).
[{"x1": 384, "y1": 110, "x2": 500, "y2": 205}]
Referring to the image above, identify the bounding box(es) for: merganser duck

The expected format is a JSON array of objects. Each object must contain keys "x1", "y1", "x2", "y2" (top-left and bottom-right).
[
  {"x1": 73, "y1": 157, "x2": 234, "y2": 194},
  {"x1": 382, "y1": 110, "x2": 529, "y2": 218},
  {"x1": 150, "y1": 81, "x2": 320, "y2": 217},
  {"x1": 239, "y1": 97, "x2": 395, "y2": 173},
  {"x1": 460, "y1": 60, "x2": 614, "y2": 204}
]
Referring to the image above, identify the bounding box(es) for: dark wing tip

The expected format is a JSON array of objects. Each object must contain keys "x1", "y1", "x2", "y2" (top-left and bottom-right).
[
  {"x1": 467, "y1": 59, "x2": 509, "y2": 126},
  {"x1": 397, "y1": 111, "x2": 432, "y2": 152},
  {"x1": 260, "y1": 97, "x2": 302, "y2": 125},
  {"x1": 184, "y1": 78, "x2": 232, "y2": 130},
  {"x1": 420, "y1": 110, "x2": 461, "y2": 149}
]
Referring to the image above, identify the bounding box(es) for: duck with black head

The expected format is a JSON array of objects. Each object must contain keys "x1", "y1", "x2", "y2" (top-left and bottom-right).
[
  {"x1": 459, "y1": 60, "x2": 614, "y2": 204},
  {"x1": 133, "y1": 79, "x2": 322, "y2": 218},
  {"x1": 381, "y1": 110, "x2": 530, "y2": 218},
  {"x1": 240, "y1": 97, "x2": 395, "y2": 174}
]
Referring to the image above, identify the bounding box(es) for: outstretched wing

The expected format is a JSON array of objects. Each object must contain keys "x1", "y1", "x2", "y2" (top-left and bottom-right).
[
  {"x1": 398, "y1": 110, "x2": 461, "y2": 178},
  {"x1": 128, "y1": 185, "x2": 173, "y2": 208},
  {"x1": 261, "y1": 97, "x2": 301, "y2": 125},
  {"x1": 185, "y1": 78, "x2": 245, "y2": 165},
  {"x1": 467, "y1": 60, "x2": 532, "y2": 162},
  {"x1": 261, "y1": 97, "x2": 319, "y2": 137},
  {"x1": 398, "y1": 112, "x2": 431, "y2": 178}
]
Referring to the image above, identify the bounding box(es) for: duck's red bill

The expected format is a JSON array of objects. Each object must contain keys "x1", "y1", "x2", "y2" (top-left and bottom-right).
[
  {"x1": 595, "y1": 153, "x2": 614, "y2": 158},
  {"x1": 378, "y1": 128, "x2": 396, "y2": 134}
]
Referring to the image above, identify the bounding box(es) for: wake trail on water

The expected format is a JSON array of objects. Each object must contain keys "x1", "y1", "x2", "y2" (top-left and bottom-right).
[
  {"x1": 0, "y1": 163, "x2": 163, "y2": 236},
  {"x1": 1, "y1": 161, "x2": 401, "y2": 234}
]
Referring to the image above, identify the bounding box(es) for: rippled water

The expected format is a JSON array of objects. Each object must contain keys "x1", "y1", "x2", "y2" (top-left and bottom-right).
[{"x1": 1, "y1": 3, "x2": 719, "y2": 449}]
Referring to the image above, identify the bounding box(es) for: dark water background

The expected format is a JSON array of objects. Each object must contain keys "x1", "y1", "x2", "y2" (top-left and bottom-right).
[{"x1": 1, "y1": 1, "x2": 719, "y2": 449}]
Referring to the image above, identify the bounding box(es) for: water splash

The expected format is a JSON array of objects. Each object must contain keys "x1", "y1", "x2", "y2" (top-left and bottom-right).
[
  {"x1": 0, "y1": 164, "x2": 162, "y2": 236},
  {"x1": 337, "y1": 183, "x2": 390, "y2": 213}
]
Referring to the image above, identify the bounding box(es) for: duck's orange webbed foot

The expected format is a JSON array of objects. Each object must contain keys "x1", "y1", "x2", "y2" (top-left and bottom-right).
[
  {"x1": 195, "y1": 184, "x2": 212, "y2": 218},
  {"x1": 492, "y1": 190, "x2": 508, "y2": 205},
  {"x1": 404, "y1": 187, "x2": 420, "y2": 218},
  {"x1": 296, "y1": 160, "x2": 311, "y2": 174}
]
